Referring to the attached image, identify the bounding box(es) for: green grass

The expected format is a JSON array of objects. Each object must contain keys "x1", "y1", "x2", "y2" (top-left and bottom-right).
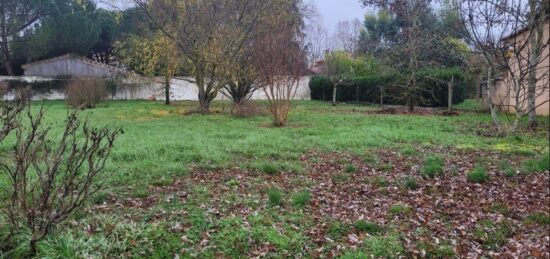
[
  {"x1": 421, "y1": 155, "x2": 444, "y2": 178},
  {"x1": 364, "y1": 234, "x2": 405, "y2": 258},
  {"x1": 291, "y1": 190, "x2": 311, "y2": 207},
  {"x1": 12, "y1": 100, "x2": 539, "y2": 191},
  {"x1": 523, "y1": 213, "x2": 550, "y2": 225},
  {"x1": 388, "y1": 203, "x2": 413, "y2": 216},
  {"x1": 353, "y1": 220, "x2": 384, "y2": 234},
  {"x1": 468, "y1": 167, "x2": 490, "y2": 183},
  {"x1": 402, "y1": 176, "x2": 418, "y2": 190},
  {"x1": 522, "y1": 152, "x2": 549, "y2": 173},
  {"x1": 267, "y1": 188, "x2": 283, "y2": 206},
  {"x1": 473, "y1": 220, "x2": 514, "y2": 250},
  {"x1": 0, "y1": 100, "x2": 548, "y2": 258},
  {"x1": 454, "y1": 99, "x2": 483, "y2": 112}
]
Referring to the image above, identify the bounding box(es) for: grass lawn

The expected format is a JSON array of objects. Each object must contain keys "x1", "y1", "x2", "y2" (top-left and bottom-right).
[{"x1": 1, "y1": 100, "x2": 549, "y2": 258}]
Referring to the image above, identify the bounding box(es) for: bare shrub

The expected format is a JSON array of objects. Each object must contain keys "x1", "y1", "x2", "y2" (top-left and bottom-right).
[
  {"x1": 65, "y1": 78, "x2": 107, "y2": 109},
  {"x1": 253, "y1": 28, "x2": 307, "y2": 126},
  {"x1": 0, "y1": 103, "x2": 121, "y2": 255},
  {"x1": 14, "y1": 86, "x2": 32, "y2": 104},
  {"x1": 0, "y1": 82, "x2": 7, "y2": 99}
]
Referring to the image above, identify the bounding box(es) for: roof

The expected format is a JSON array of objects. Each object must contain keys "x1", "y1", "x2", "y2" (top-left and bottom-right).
[
  {"x1": 22, "y1": 54, "x2": 126, "y2": 73},
  {"x1": 502, "y1": 17, "x2": 549, "y2": 42}
]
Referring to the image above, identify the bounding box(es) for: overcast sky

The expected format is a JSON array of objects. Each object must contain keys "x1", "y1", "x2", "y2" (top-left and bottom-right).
[
  {"x1": 312, "y1": 0, "x2": 368, "y2": 34},
  {"x1": 96, "y1": 0, "x2": 370, "y2": 35}
]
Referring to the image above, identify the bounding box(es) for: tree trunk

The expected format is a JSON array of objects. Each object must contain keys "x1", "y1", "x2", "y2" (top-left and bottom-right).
[
  {"x1": 196, "y1": 74, "x2": 210, "y2": 114},
  {"x1": 332, "y1": 85, "x2": 338, "y2": 106},
  {"x1": 527, "y1": 0, "x2": 543, "y2": 130},
  {"x1": 448, "y1": 76, "x2": 453, "y2": 112},
  {"x1": 164, "y1": 77, "x2": 170, "y2": 105},
  {"x1": 1, "y1": 37, "x2": 14, "y2": 76},
  {"x1": 486, "y1": 67, "x2": 502, "y2": 135},
  {"x1": 29, "y1": 239, "x2": 38, "y2": 256}
]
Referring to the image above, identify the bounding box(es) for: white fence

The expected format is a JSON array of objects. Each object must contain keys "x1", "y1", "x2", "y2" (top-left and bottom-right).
[{"x1": 0, "y1": 76, "x2": 311, "y2": 101}]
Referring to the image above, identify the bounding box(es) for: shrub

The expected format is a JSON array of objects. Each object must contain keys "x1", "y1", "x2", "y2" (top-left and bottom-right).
[
  {"x1": 421, "y1": 156, "x2": 444, "y2": 178},
  {"x1": 309, "y1": 68, "x2": 467, "y2": 107},
  {"x1": 65, "y1": 78, "x2": 107, "y2": 109},
  {"x1": 0, "y1": 82, "x2": 7, "y2": 99},
  {"x1": 267, "y1": 188, "x2": 283, "y2": 206},
  {"x1": 0, "y1": 103, "x2": 121, "y2": 255},
  {"x1": 14, "y1": 86, "x2": 32, "y2": 104},
  {"x1": 353, "y1": 220, "x2": 384, "y2": 234},
  {"x1": 468, "y1": 167, "x2": 490, "y2": 183},
  {"x1": 291, "y1": 190, "x2": 311, "y2": 207}
]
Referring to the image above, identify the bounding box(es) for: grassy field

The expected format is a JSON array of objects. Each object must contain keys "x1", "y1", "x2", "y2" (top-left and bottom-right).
[{"x1": 0, "y1": 100, "x2": 549, "y2": 258}]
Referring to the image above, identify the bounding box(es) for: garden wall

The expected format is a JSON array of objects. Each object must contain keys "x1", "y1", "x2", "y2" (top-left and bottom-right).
[{"x1": 0, "y1": 76, "x2": 311, "y2": 101}]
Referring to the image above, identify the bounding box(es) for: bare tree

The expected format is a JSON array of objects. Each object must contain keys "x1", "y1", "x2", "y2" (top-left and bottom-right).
[
  {"x1": 456, "y1": 0, "x2": 549, "y2": 134},
  {"x1": 332, "y1": 19, "x2": 363, "y2": 54},
  {"x1": 0, "y1": 103, "x2": 121, "y2": 255},
  {"x1": 134, "y1": 0, "x2": 298, "y2": 113},
  {"x1": 253, "y1": 28, "x2": 307, "y2": 126},
  {"x1": 304, "y1": 5, "x2": 329, "y2": 66}
]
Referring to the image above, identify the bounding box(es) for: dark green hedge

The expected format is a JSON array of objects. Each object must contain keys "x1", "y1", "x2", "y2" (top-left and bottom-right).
[
  {"x1": 6, "y1": 78, "x2": 68, "y2": 94},
  {"x1": 309, "y1": 68, "x2": 467, "y2": 107}
]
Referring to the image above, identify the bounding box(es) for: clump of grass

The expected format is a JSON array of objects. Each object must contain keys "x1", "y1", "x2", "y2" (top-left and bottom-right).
[
  {"x1": 327, "y1": 221, "x2": 349, "y2": 240},
  {"x1": 416, "y1": 241, "x2": 456, "y2": 258},
  {"x1": 388, "y1": 203, "x2": 412, "y2": 216},
  {"x1": 345, "y1": 164, "x2": 357, "y2": 173},
  {"x1": 523, "y1": 213, "x2": 550, "y2": 225},
  {"x1": 499, "y1": 161, "x2": 515, "y2": 177},
  {"x1": 491, "y1": 202, "x2": 510, "y2": 216},
  {"x1": 376, "y1": 162, "x2": 393, "y2": 172},
  {"x1": 267, "y1": 189, "x2": 283, "y2": 206},
  {"x1": 353, "y1": 220, "x2": 384, "y2": 234},
  {"x1": 402, "y1": 176, "x2": 418, "y2": 190},
  {"x1": 261, "y1": 163, "x2": 280, "y2": 175},
  {"x1": 331, "y1": 173, "x2": 349, "y2": 184},
  {"x1": 363, "y1": 152, "x2": 378, "y2": 165},
  {"x1": 468, "y1": 167, "x2": 490, "y2": 183},
  {"x1": 371, "y1": 176, "x2": 389, "y2": 187},
  {"x1": 420, "y1": 156, "x2": 444, "y2": 178},
  {"x1": 364, "y1": 234, "x2": 404, "y2": 258},
  {"x1": 291, "y1": 190, "x2": 311, "y2": 207},
  {"x1": 522, "y1": 153, "x2": 549, "y2": 173},
  {"x1": 473, "y1": 220, "x2": 514, "y2": 250},
  {"x1": 131, "y1": 185, "x2": 150, "y2": 198},
  {"x1": 400, "y1": 146, "x2": 416, "y2": 156}
]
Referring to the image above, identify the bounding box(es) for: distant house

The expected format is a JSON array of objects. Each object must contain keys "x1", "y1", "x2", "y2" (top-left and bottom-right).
[
  {"x1": 22, "y1": 54, "x2": 126, "y2": 78},
  {"x1": 491, "y1": 20, "x2": 549, "y2": 116},
  {"x1": 309, "y1": 60, "x2": 326, "y2": 75}
]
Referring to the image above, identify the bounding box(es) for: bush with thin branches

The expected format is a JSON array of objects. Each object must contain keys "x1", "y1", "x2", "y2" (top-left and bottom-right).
[
  {"x1": 0, "y1": 102, "x2": 121, "y2": 256},
  {"x1": 65, "y1": 78, "x2": 107, "y2": 109}
]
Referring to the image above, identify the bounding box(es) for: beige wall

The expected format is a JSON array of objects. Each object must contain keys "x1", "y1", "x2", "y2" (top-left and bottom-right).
[{"x1": 493, "y1": 21, "x2": 549, "y2": 115}]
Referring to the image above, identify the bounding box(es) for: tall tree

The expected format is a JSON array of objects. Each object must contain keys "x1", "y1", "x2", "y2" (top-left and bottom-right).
[
  {"x1": 0, "y1": 0, "x2": 43, "y2": 75},
  {"x1": 135, "y1": 0, "x2": 306, "y2": 113},
  {"x1": 117, "y1": 33, "x2": 180, "y2": 105}
]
